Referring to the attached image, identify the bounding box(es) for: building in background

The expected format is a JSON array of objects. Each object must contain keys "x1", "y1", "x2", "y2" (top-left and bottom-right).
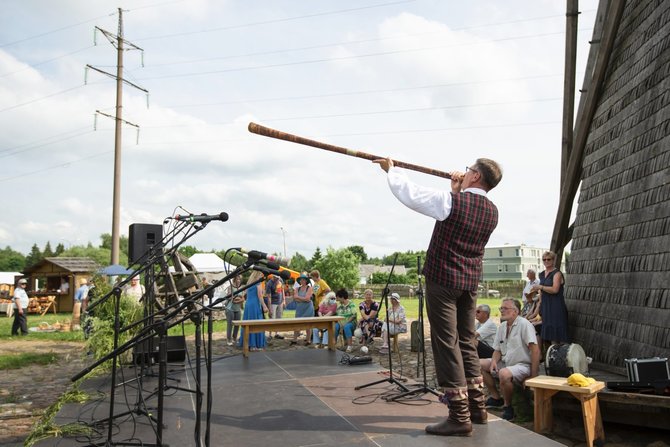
[
  {"x1": 483, "y1": 244, "x2": 548, "y2": 282},
  {"x1": 358, "y1": 264, "x2": 407, "y2": 285}
]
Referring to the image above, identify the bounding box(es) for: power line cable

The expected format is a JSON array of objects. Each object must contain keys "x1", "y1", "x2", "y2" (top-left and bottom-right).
[
  {"x1": 142, "y1": 10, "x2": 594, "y2": 69},
  {"x1": 0, "y1": 46, "x2": 95, "y2": 79},
  {"x1": 136, "y1": 28, "x2": 591, "y2": 82},
  {"x1": 0, "y1": 85, "x2": 85, "y2": 113},
  {"x1": 161, "y1": 74, "x2": 560, "y2": 109},
  {"x1": 259, "y1": 97, "x2": 562, "y2": 123},
  {"x1": 133, "y1": 0, "x2": 417, "y2": 42},
  {"x1": 0, "y1": 13, "x2": 113, "y2": 48},
  {"x1": 0, "y1": 126, "x2": 90, "y2": 158},
  {"x1": 0, "y1": 150, "x2": 111, "y2": 183}
]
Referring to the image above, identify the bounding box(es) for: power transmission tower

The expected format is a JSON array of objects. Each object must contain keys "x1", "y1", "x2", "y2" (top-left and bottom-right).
[{"x1": 86, "y1": 8, "x2": 148, "y2": 265}]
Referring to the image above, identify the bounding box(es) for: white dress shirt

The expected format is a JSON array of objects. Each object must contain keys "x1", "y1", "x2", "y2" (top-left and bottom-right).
[{"x1": 387, "y1": 167, "x2": 487, "y2": 221}]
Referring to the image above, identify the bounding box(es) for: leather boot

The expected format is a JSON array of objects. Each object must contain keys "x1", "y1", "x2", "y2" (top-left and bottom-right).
[
  {"x1": 467, "y1": 378, "x2": 488, "y2": 424},
  {"x1": 425, "y1": 397, "x2": 472, "y2": 437}
]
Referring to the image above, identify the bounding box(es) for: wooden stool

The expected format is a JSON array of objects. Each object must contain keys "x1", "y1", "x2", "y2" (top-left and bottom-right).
[
  {"x1": 525, "y1": 375, "x2": 605, "y2": 447},
  {"x1": 390, "y1": 334, "x2": 400, "y2": 354}
]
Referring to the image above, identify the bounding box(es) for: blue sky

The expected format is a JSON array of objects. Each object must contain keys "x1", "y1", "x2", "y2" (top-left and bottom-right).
[{"x1": 0, "y1": 0, "x2": 599, "y2": 260}]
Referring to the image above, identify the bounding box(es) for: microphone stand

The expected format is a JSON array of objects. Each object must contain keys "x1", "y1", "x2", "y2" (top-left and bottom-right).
[
  {"x1": 355, "y1": 254, "x2": 410, "y2": 393},
  {"x1": 388, "y1": 256, "x2": 439, "y2": 401},
  {"x1": 80, "y1": 219, "x2": 210, "y2": 446}
]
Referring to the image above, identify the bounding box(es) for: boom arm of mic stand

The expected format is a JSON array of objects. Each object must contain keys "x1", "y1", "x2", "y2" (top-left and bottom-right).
[{"x1": 71, "y1": 262, "x2": 260, "y2": 382}]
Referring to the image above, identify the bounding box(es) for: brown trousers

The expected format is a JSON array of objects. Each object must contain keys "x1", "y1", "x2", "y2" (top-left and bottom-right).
[
  {"x1": 425, "y1": 280, "x2": 481, "y2": 393},
  {"x1": 72, "y1": 301, "x2": 82, "y2": 327}
]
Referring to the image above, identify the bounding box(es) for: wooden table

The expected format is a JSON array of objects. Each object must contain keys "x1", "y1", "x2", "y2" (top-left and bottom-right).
[
  {"x1": 525, "y1": 375, "x2": 605, "y2": 447},
  {"x1": 233, "y1": 316, "x2": 343, "y2": 358}
]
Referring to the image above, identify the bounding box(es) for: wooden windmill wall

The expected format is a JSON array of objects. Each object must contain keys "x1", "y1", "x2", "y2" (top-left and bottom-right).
[{"x1": 566, "y1": 0, "x2": 670, "y2": 368}]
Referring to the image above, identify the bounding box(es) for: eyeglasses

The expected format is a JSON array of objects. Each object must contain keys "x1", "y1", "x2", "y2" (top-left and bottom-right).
[
  {"x1": 465, "y1": 166, "x2": 478, "y2": 174},
  {"x1": 499, "y1": 307, "x2": 514, "y2": 311},
  {"x1": 475, "y1": 310, "x2": 481, "y2": 313},
  {"x1": 542, "y1": 258, "x2": 552, "y2": 261}
]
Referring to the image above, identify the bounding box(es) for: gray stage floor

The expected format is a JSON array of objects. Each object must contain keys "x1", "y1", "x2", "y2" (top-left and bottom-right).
[{"x1": 36, "y1": 349, "x2": 562, "y2": 446}]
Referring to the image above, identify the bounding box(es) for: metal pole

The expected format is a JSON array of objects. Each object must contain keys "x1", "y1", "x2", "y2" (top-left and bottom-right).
[
  {"x1": 110, "y1": 7, "x2": 124, "y2": 265},
  {"x1": 280, "y1": 227, "x2": 287, "y2": 257}
]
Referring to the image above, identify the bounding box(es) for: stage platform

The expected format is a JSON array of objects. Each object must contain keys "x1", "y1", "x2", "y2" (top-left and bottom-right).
[{"x1": 36, "y1": 349, "x2": 562, "y2": 446}]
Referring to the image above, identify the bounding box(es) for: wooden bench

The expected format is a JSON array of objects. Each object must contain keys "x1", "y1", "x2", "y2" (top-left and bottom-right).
[
  {"x1": 234, "y1": 316, "x2": 343, "y2": 358},
  {"x1": 525, "y1": 375, "x2": 605, "y2": 447}
]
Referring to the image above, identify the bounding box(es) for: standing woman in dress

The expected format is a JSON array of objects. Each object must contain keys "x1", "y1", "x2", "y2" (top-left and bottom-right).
[
  {"x1": 237, "y1": 270, "x2": 268, "y2": 351},
  {"x1": 291, "y1": 273, "x2": 314, "y2": 345},
  {"x1": 531, "y1": 251, "x2": 569, "y2": 345}
]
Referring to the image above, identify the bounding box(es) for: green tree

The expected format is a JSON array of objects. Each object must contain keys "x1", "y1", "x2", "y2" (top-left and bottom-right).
[
  {"x1": 0, "y1": 246, "x2": 26, "y2": 271},
  {"x1": 382, "y1": 250, "x2": 427, "y2": 268},
  {"x1": 178, "y1": 245, "x2": 199, "y2": 258},
  {"x1": 43, "y1": 241, "x2": 54, "y2": 257},
  {"x1": 313, "y1": 247, "x2": 359, "y2": 291},
  {"x1": 310, "y1": 247, "x2": 323, "y2": 267},
  {"x1": 289, "y1": 252, "x2": 309, "y2": 273},
  {"x1": 54, "y1": 243, "x2": 65, "y2": 256},
  {"x1": 24, "y1": 244, "x2": 42, "y2": 269},
  {"x1": 62, "y1": 244, "x2": 114, "y2": 267},
  {"x1": 369, "y1": 272, "x2": 408, "y2": 285},
  {"x1": 346, "y1": 245, "x2": 368, "y2": 262},
  {"x1": 100, "y1": 233, "x2": 129, "y2": 256}
]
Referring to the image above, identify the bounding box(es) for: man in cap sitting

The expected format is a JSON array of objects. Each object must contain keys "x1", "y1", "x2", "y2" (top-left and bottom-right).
[{"x1": 12, "y1": 278, "x2": 30, "y2": 336}]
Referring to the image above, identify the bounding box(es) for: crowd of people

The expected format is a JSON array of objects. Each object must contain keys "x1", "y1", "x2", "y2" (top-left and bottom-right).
[{"x1": 224, "y1": 268, "x2": 408, "y2": 354}]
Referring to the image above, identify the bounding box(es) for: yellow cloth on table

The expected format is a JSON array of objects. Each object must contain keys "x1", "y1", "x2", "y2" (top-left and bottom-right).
[{"x1": 567, "y1": 373, "x2": 595, "y2": 387}]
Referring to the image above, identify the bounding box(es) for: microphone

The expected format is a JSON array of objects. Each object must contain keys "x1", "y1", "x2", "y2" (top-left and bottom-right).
[
  {"x1": 251, "y1": 264, "x2": 292, "y2": 281},
  {"x1": 255, "y1": 260, "x2": 298, "y2": 279},
  {"x1": 279, "y1": 266, "x2": 300, "y2": 280},
  {"x1": 257, "y1": 259, "x2": 281, "y2": 270},
  {"x1": 174, "y1": 212, "x2": 229, "y2": 223},
  {"x1": 236, "y1": 248, "x2": 291, "y2": 266}
]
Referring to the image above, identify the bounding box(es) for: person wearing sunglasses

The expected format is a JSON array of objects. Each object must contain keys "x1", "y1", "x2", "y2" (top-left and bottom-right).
[
  {"x1": 530, "y1": 251, "x2": 569, "y2": 345},
  {"x1": 374, "y1": 157, "x2": 502, "y2": 437}
]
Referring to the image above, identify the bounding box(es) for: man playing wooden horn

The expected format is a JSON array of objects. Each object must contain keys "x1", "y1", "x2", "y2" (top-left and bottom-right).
[{"x1": 374, "y1": 157, "x2": 502, "y2": 437}]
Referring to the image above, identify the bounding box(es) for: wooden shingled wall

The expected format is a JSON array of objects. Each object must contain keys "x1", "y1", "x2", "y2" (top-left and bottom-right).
[{"x1": 566, "y1": 0, "x2": 670, "y2": 368}]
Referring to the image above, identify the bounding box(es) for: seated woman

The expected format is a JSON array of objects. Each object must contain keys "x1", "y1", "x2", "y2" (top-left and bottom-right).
[
  {"x1": 334, "y1": 288, "x2": 357, "y2": 353},
  {"x1": 378, "y1": 293, "x2": 407, "y2": 354},
  {"x1": 521, "y1": 287, "x2": 542, "y2": 346},
  {"x1": 311, "y1": 291, "x2": 338, "y2": 347},
  {"x1": 357, "y1": 289, "x2": 383, "y2": 346}
]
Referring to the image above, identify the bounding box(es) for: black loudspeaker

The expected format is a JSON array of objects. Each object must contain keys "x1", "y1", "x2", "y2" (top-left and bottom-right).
[
  {"x1": 128, "y1": 223, "x2": 162, "y2": 264},
  {"x1": 132, "y1": 335, "x2": 187, "y2": 364}
]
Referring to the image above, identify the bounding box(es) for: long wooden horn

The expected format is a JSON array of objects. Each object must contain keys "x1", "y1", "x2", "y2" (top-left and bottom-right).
[{"x1": 248, "y1": 122, "x2": 452, "y2": 180}]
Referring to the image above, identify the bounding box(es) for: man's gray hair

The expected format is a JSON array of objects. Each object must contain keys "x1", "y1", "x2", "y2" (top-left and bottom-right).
[
  {"x1": 478, "y1": 304, "x2": 491, "y2": 315},
  {"x1": 502, "y1": 298, "x2": 521, "y2": 313},
  {"x1": 527, "y1": 268, "x2": 536, "y2": 275}
]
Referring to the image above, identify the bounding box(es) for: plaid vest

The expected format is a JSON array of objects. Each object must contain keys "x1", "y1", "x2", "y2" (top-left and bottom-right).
[{"x1": 423, "y1": 192, "x2": 498, "y2": 291}]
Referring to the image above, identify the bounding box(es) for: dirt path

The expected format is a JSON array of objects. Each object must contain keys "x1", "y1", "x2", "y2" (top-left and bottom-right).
[{"x1": 0, "y1": 340, "x2": 87, "y2": 445}]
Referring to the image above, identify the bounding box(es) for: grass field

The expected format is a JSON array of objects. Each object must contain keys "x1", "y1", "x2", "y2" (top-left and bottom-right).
[{"x1": 0, "y1": 296, "x2": 506, "y2": 341}]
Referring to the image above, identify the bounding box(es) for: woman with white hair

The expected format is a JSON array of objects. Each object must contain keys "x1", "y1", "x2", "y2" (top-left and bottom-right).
[
  {"x1": 378, "y1": 293, "x2": 407, "y2": 354},
  {"x1": 311, "y1": 291, "x2": 338, "y2": 347}
]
